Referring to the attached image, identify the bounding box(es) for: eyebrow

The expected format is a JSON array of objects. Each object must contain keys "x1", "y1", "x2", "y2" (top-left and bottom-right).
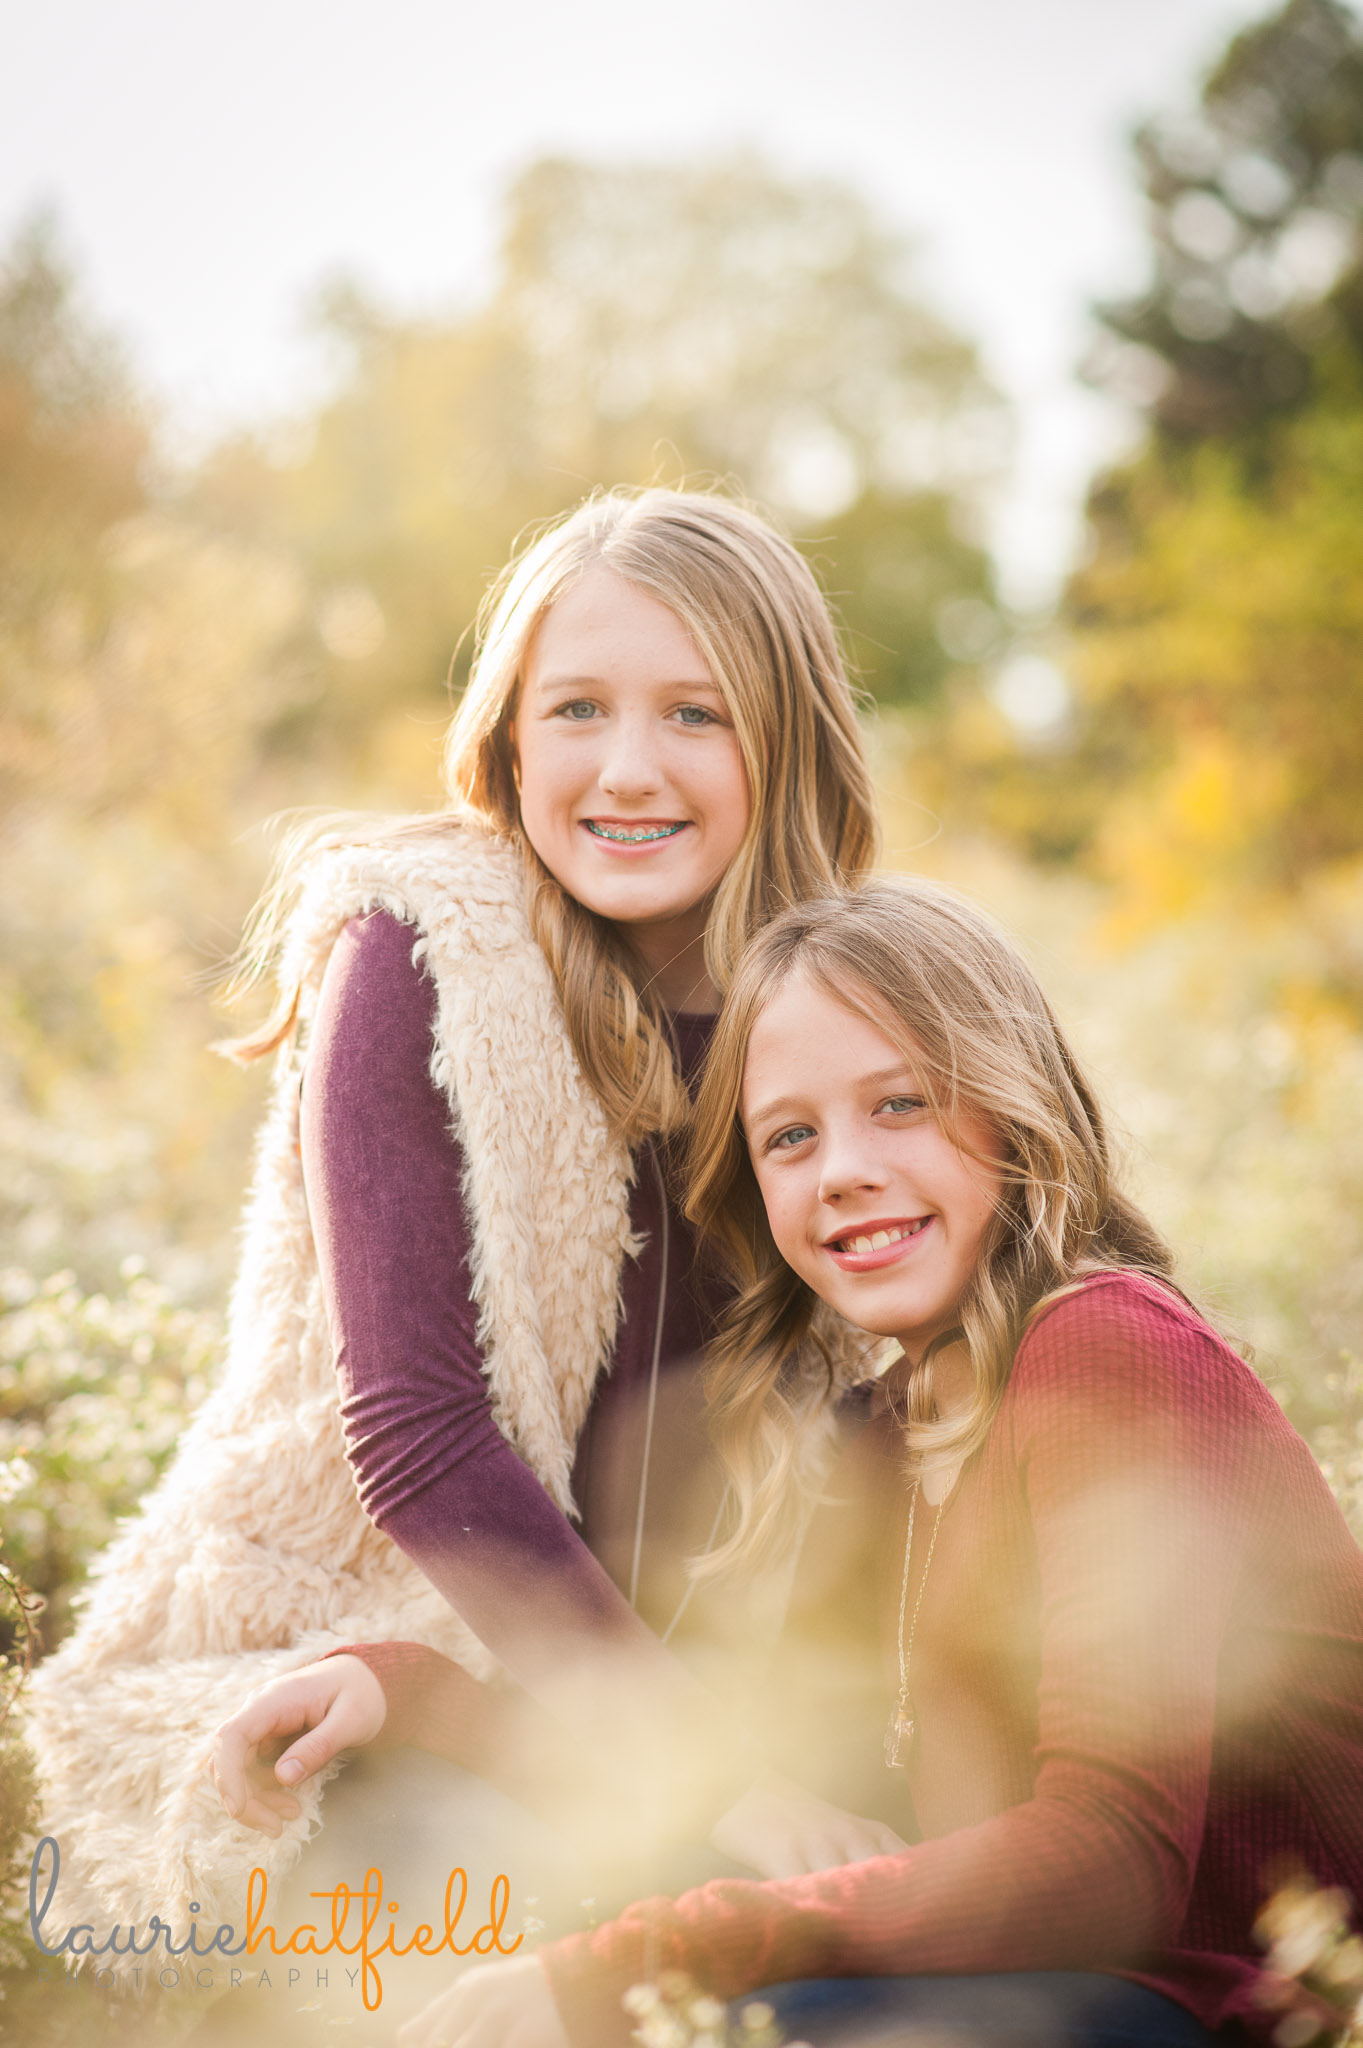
[
  {"x1": 531, "y1": 671, "x2": 722, "y2": 695},
  {"x1": 744, "y1": 1063, "x2": 921, "y2": 1134}
]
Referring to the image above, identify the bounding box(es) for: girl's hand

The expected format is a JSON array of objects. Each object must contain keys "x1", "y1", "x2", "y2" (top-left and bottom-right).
[
  {"x1": 710, "y1": 1771, "x2": 908, "y2": 1879},
  {"x1": 396, "y1": 1956, "x2": 569, "y2": 2048},
  {"x1": 210, "y1": 1654, "x2": 387, "y2": 1835}
]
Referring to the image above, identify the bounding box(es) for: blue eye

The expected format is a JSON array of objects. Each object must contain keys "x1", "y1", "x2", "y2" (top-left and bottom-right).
[
  {"x1": 554, "y1": 700, "x2": 598, "y2": 721},
  {"x1": 879, "y1": 1095, "x2": 926, "y2": 1115},
  {"x1": 674, "y1": 704, "x2": 717, "y2": 726},
  {"x1": 769, "y1": 1124, "x2": 816, "y2": 1151}
]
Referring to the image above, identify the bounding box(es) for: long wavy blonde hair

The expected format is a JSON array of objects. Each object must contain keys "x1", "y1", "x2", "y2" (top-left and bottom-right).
[
  {"x1": 686, "y1": 878, "x2": 1175, "y2": 1576},
  {"x1": 225, "y1": 487, "x2": 878, "y2": 1141}
]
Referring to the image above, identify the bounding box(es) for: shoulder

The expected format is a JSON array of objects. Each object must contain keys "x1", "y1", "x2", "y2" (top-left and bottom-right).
[
  {"x1": 1005, "y1": 1269, "x2": 1281, "y2": 1448},
  {"x1": 1018, "y1": 1267, "x2": 1219, "y2": 1358},
  {"x1": 323, "y1": 910, "x2": 432, "y2": 1013},
  {"x1": 306, "y1": 912, "x2": 440, "y2": 1104},
  {"x1": 284, "y1": 821, "x2": 530, "y2": 1001},
  {"x1": 302, "y1": 819, "x2": 522, "y2": 925},
  {"x1": 1016, "y1": 1268, "x2": 1241, "y2": 1382}
]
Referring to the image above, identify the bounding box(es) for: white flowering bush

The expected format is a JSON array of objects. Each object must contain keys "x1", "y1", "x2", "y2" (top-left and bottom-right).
[
  {"x1": 622, "y1": 1974, "x2": 805, "y2": 2048},
  {"x1": 0, "y1": 1258, "x2": 218, "y2": 1648},
  {"x1": 0, "y1": 1261, "x2": 215, "y2": 2019},
  {"x1": 0, "y1": 1460, "x2": 40, "y2": 1983}
]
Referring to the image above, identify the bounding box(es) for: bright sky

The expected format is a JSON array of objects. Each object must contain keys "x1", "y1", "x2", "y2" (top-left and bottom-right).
[{"x1": 4, "y1": 0, "x2": 1280, "y2": 605}]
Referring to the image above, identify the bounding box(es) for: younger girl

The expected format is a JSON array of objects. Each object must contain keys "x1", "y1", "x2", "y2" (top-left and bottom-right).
[{"x1": 408, "y1": 879, "x2": 1363, "y2": 2048}]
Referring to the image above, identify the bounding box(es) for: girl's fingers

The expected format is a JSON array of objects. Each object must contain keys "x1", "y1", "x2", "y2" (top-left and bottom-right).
[
  {"x1": 764, "y1": 1840, "x2": 809, "y2": 1880},
  {"x1": 235, "y1": 1796, "x2": 282, "y2": 1839},
  {"x1": 775, "y1": 1819, "x2": 908, "y2": 1877},
  {"x1": 218, "y1": 1772, "x2": 302, "y2": 1836},
  {"x1": 833, "y1": 1823, "x2": 905, "y2": 1868},
  {"x1": 210, "y1": 1726, "x2": 257, "y2": 1818},
  {"x1": 273, "y1": 1661, "x2": 387, "y2": 1783},
  {"x1": 397, "y1": 1960, "x2": 566, "y2": 2048},
  {"x1": 396, "y1": 1984, "x2": 459, "y2": 2047},
  {"x1": 212, "y1": 1668, "x2": 338, "y2": 1818},
  {"x1": 255, "y1": 1785, "x2": 303, "y2": 1820},
  {"x1": 214, "y1": 1688, "x2": 309, "y2": 1803},
  {"x1": 273, "y1": 1714, "x2": 346, "y2": 1785}
]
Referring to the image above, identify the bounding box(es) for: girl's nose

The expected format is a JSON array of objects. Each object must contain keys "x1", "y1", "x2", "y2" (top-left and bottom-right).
[
  {"x1": 817, "y1": 1128, "x2": 887, "y2": 1206},
  {"x1": 598, "y1": 721, "x2": 665, "y2": 798}
]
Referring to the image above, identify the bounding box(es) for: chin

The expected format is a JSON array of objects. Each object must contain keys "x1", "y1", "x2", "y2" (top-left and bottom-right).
[
  {"x1": 584, "y1": 889, "x2": 698, "y2": 928},
  {"x1": 830, "y1": 1285, "x2": 945, "y2": 1346},
  {"x1": 589, "y1": 874, "x2": 713, "y2": 923},
  {"x1": 823, "y1": 1296, "x2": 912, "y2": 1342}
]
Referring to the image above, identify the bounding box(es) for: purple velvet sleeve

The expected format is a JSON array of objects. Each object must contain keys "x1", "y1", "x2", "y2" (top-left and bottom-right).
[{"x1": 299, "y1": 911, "x2": 666, "y2": 1687}]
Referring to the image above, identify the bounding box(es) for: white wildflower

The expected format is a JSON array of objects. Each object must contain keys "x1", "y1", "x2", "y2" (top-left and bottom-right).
[{"x1": 0, "y1": 1458, "x2": 34, "y2": 1505}]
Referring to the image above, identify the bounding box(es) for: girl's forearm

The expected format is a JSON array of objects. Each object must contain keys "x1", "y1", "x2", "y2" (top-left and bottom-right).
[{"x1": 539, "y1": 1784, "x2": 1190, "y2": 2048}]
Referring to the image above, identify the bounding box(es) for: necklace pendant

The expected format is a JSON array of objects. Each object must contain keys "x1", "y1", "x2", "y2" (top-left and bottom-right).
[{"x1": 884, "y1": 1703, "x2": 915, "y2": 1770}]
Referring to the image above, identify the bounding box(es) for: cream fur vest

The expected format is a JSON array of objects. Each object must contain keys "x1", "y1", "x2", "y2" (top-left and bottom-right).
[{"x1": 25, "y1": 825, "x2": 643, "y2": 1937}]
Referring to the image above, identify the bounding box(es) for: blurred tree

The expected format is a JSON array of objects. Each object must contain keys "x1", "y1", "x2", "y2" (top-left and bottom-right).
[
  {"x1": 0, "y1": 221, "x2": 295, "y2": 1287},
  {"x1": 0, "y1": 212, "x2": 147, "y2": 551},
  {"x1": 936, "y1": 0, "x2": 1363, "y2": 960},
  {"x1": 0, "y1": 216, "x2": 311, "y2": 838},
  {"x1": 199, "y1": 152, "x2": 1007, "y2": 776},
  {"x1": 0, "y1": 214, "x2": 150, "y2": 823},
  {"x1": 1064, "y1": 361, "x2": 1363, "y2": 920},
  {"x1": 1086, "y1": 0, "x2": 1363, "y2": 441}
]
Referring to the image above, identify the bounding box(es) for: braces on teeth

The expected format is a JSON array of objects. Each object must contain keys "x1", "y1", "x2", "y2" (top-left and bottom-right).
[{"x1": 587, "y1": 821, "x2": 685, "y2": 843}]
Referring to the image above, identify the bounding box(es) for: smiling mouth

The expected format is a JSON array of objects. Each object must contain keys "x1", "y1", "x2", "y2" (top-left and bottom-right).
[
  {"x1": 584, "y1": 820, "x2": 688, "y2": 844},
  {"x1": 829, "y1": 1218, "x2": 931, "y2": 1257}
]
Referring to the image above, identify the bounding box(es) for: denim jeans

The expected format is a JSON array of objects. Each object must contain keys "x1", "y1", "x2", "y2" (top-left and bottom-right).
[{"x1": 740, "y1": 1970, "x2": 1219, "y2": 2047}]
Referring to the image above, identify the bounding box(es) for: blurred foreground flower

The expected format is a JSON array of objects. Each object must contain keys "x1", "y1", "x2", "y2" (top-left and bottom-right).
[
  {"x1": 622, "y1": 1971, "x2": 808, "y2": 2047},
  {"x1": 0, "y1": 1259, "x2": 218, "y2": 1644},
  {"x1": 0, "y1": 1508, "x2": 41, "y2": 1976},
  {"x1": 1254, "y1": 1873, "x2": 1363, "y2": 2045}
]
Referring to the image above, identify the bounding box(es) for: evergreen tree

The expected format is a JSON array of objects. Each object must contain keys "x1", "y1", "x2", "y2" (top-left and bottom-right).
[{"x1": 1090, "y1": 0, "x2": 1363, "y2": 440}]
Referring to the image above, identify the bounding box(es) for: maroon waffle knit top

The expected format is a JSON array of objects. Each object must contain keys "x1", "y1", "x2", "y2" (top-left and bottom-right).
[
  {"x1": 299, "y1": 911, "x2": 730, "y2": 1742},
  {"x1": 538, "y1": 1272, "x2": 1363, "y2": 2046}
]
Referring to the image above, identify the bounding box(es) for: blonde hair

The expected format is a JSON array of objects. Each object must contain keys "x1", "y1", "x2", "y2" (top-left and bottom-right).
[
  {"x1": 686, "y1": 877, "x2": 1175, "y2": 1576},
  {"x1": 223, "y1": 487, "x2": 878, "y2": 1144}
]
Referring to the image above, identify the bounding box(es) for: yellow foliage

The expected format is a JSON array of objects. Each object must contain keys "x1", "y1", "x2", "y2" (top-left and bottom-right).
[
  {"x1": 1096, "y1": 733, "x2": 1291, "y2": 942},
  {"x1": 1061, "y1": 386, "x2": 1363, "y2": 917}
]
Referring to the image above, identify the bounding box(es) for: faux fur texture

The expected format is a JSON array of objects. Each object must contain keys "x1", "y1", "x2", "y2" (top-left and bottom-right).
[{"x1": 25, "y1": 825, "x2": 640, "y2": 1938}]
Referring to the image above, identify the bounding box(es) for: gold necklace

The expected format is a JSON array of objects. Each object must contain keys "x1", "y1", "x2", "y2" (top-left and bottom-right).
[{"x1": 884, "y1": 1478, "x2": 948, "y2": 1770}]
